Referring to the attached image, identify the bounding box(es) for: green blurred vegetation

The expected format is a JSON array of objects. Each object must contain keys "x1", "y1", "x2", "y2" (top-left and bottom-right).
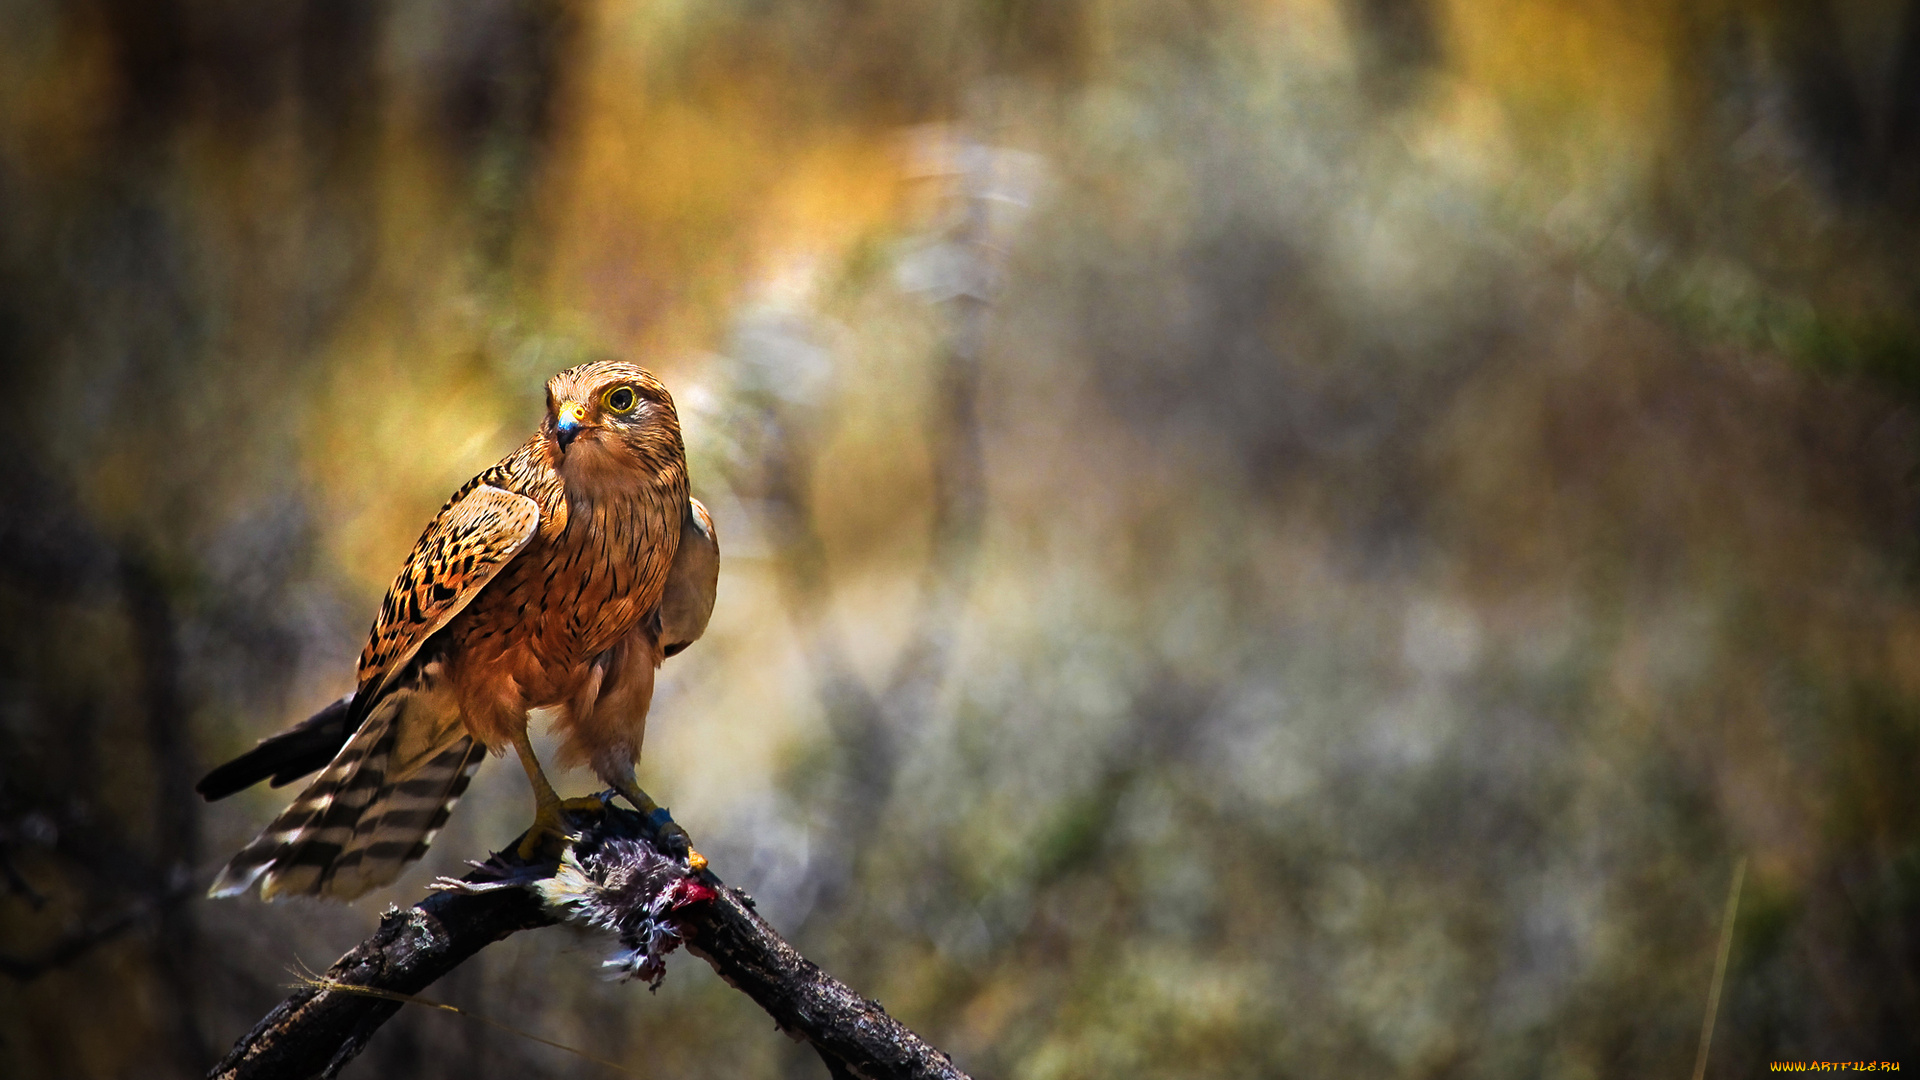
[{"x1": 4, "y1": 0, "x2": 1920, "y2": 1077}]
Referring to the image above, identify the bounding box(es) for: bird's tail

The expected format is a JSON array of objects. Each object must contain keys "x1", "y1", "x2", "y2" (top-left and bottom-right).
[
  {"x1": 209, "y1": 691, "x2": 484, "y2": 901},
  {"x1": 196, "y1": 693, "x2": 356, "y2": 801}
]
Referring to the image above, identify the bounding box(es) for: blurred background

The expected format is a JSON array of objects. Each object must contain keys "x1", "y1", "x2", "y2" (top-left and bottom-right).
[{"x1": 4, "y1": 0, "x2": 1920, "y2": 1077}]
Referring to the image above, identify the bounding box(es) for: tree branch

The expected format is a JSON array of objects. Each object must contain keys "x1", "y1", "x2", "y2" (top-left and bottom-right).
[
  {"x1": 678, "y1": 873, "x2": 969, "y2": 1080},
  {"x1": 208, "y1": 806, "x2": 970, "y2": 1080}
]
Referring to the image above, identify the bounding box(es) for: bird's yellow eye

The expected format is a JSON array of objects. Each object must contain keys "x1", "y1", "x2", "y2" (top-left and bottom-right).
[{"x1": 603, "y1": 386, "x2": 637, "y2": 414}]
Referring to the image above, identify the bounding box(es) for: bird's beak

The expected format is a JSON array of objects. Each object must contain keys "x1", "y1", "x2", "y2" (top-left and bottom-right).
[{"x1": 555, "y1": 400, "x2": 587, "y2": 451}]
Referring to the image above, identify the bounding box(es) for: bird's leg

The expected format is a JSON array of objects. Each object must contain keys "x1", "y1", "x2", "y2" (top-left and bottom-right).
[
  {"x1": 606, "y1": 769, "x2": 706, "y2": 872},
  {"x1": 510, "y1": 728, "x2": 606, "y2": 860}
]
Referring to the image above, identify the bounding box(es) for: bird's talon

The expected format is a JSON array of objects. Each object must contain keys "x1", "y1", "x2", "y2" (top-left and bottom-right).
[
  {"x1": 515, "y1": 798, "x2": 590, "y2": 861},
  {"x1": 514, "y1": 827, "x2": 566, "y2": 862},
  {"x1": 660, "y1": 825, "x2": 690, "y2": 857},
  {"x1": 609, "y1": 782, "x2": 697, "y2": 865},
  {"x1": 557, "y1": 794, "x2": 611, "y2": 821},
  {"x1": 654, "y1": 819, "x2": 694, "y2": 863}
]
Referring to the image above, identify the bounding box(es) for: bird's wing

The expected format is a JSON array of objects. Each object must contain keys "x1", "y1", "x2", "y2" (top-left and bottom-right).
[
  {"x1": 659, "y1": 496, "x2": 719, "y2": 658},
  {"x1": 197, "y1": 484, "x2": 538, "y2": 801},
  {"x1": 355, "y1": 483, "x2": 542, "y2": 707}
]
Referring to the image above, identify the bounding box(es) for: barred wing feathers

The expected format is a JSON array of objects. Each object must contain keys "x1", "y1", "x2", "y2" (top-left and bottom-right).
[{"x1": 207, "y1": 482, "x2": 540, "y2": 900}]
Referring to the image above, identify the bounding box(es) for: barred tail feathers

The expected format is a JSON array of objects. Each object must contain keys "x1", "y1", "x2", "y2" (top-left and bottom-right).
[
  {"x1": 315, "y1": 734, "x2": 485, "y2": 899},
  {"x1": 209, "y1": 693, "x2": 484, "y2": 901},
  {"x1": 195, "y1": 692, "x2": 356, "y2": 801},
  {"x1": 207, "y1": 701, "x2": 400, "y2": 899}
]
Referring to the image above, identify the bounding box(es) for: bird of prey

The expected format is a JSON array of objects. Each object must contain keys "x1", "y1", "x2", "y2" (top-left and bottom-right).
[{"x1": 198, "y1": 359, "x2": 719, "y2": 901}]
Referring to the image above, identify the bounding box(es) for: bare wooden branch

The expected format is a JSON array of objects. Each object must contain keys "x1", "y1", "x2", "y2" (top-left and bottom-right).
[
  {"x1": 208, "y1": 877, "x2": 554, "y2": 1080},
  {"x1": 680, "y1": 876, "x2": 969, "y2": 1080},
  {"x1": 208, "y1": 805, "x2": 969, "y2": 1080}
]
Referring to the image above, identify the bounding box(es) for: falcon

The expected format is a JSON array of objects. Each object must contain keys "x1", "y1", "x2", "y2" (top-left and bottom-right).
[{"x1": 198, "y1": 359, "x2": 719, "y2": 901}]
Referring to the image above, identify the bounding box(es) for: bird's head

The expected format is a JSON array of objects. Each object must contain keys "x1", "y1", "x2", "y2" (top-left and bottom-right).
[{"x1": 543, "y1": 359, "x2": 685, "y2": 495}]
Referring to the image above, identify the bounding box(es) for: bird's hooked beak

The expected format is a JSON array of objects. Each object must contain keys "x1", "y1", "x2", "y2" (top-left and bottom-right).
[{"x1": 555, "y1": 400, "x2": 587, "y2": 451}]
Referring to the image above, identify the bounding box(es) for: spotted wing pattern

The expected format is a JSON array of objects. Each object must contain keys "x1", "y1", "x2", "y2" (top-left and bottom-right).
[
  {"x1": 355, "y1": 483, "x2": 543, "y2": 708},
  {"x1": 206, "y1": 481, "x2": 541, "y2": 900}
]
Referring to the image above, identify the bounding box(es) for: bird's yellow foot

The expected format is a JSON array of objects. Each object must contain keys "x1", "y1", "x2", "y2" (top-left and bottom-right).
[
  {"x1": 602, "y1": 773, "x2": 705, "y2": 870},
  {"x1": 558, "y1": 794, "x2": 612, "y2": 814},
  {"x1": 643, "y1": 808, "x2": 703, "y2": 870},
  {"x1": 514, "y1": 795, "x2": 610, "y2": 861},
  {"x1": 611, "y1": 783, "x2": 705, "y2": 870}
]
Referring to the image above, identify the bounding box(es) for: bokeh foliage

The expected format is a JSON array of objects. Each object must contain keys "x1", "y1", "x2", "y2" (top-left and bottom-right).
[{"x1": 4, "y1": 0, "x2": 1920, "y2": 1077}]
